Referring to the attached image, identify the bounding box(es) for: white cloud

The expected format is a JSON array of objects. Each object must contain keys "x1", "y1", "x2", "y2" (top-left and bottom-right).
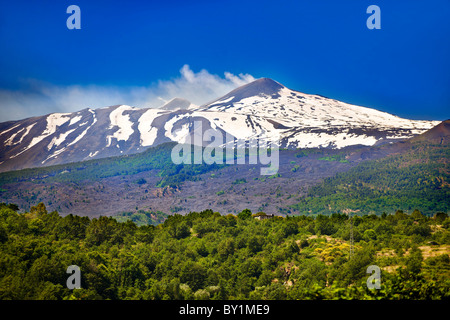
[
  {"x1": 0, "y1": 65, "x2": 255, "y2": 122},
  {"x1": 154, "y1": 65, "x2": 255, "y2": 105}
]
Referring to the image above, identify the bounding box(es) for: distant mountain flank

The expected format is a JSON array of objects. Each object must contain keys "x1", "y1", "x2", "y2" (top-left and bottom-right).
[
  {"x1": 0, "y1": 120, "x2": 448, "y2": 217},
  {"x1": 0, "y1": 78, "x2": 440, "y2": 172},
  {"x1": 160, "y1": 98, "x2": 197, "y2": 111},
  {"x1": 409, "y1": 119, "x2": 450, "y2": 144}
]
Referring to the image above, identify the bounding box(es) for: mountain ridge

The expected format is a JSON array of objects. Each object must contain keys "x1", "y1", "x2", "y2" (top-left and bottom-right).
[
  {"x1": 160, "y1": 97, "x2": 197, "y2": 111},
  {"x1": 0, "y1": 78, "x2": 441, "y2": 172}
]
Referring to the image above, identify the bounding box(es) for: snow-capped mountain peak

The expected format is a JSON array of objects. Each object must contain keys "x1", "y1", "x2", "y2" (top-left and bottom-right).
[
  {"x1": 199, "y1": 77, "x2": 285, "y2": 112},
  {"x1": 201, "y1": 78, "x2": 438, "y2": 133},
  {"x1": 0, "y1": 78, "x2": 441, "y2": 172}
]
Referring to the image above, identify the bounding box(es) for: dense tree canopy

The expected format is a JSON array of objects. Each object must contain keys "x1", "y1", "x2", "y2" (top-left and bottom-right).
[
  {"x1": 291, "y1": 143, "x2": 450, "y2": 215},
  {"x1": 0, "y1": 203, "x2": 449, "y2": 300}
]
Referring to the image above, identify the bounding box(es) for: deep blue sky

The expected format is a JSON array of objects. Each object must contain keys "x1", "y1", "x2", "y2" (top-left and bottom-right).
[{"x1": 0, "y1": 0, "x2": 449, "y2": 121}]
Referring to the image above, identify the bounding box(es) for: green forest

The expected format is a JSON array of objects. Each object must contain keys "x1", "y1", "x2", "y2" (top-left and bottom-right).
[
  {"x1": 290, "y1": 142, "x2": 450, "y2": 215},
  {"x1": 0, "y1": 143, "x2": 225, "y2": 189},
  {"x1": 0, "y1": 202, "x2": 449, "y2": 300}
]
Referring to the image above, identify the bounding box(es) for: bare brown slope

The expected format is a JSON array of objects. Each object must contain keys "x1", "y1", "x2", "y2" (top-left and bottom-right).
[{"x1": 409, "y1": 119, "x2": 450, "y2": 144}]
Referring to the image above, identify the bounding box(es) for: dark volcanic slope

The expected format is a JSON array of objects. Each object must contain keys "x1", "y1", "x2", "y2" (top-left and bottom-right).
[
  {"x1": 0, "y1": 145, "x2": 366, "y2": 218},
  {"x1": 409, "y1": 119, "x2": 450, "y2": 144}
]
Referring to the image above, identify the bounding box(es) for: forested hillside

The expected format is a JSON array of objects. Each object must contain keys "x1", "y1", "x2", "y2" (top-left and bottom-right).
[
  {"x1": 0, "y1": 142, "x2": 363, "y2": 217},
  {"x1": 0, "y1": 142, "x2": 224, "y2": 188},
  {"x1": 291, "y1": 141, "x2": 450, "y2": 215},
  {"x1": 1, "y1": 203, "x2": 449, "y2": 300}
]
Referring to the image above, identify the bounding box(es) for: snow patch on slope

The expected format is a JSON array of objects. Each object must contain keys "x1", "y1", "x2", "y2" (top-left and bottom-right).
[
  {"x1": 42, "y1": 147, "x2": 67, "y2": 164},
  {"x1": 164, "y1": 114, "x2": 191, "y2": 143},
  {"x1": 138, "y1": 108, "x2": 167, "y2": 146},
  {"x1": 88, "y1": 150, "x2": 99, "y2": 158},
  {"x1": 47, "y1": 129, "x2": 76, "y2": 150},
  {"x1": 0, "y1": 123, "x2": 21, "y2": 136},
  {"x1": 204, "y1": 86, "x2": 440, "y2": 133},
  {"x1": 106, "y1": 105, "x2": 136, "y2": 147},
  {"x1": 29, "y1": 113, "x2": 71, "y2": 148},
  {"x1": 69, "y1": 115, "x2": 83, "y2": 126},
  {"x1": 67, "y1": 109, "x2": 97, "y2": 147},
  {"x1": 4, "y1": 124, "x2": 36, "y2": 146},
  {"x1": 193, "y1": 111, "x2": 266, "y2": 140},
  {"x1": 11, "y1": 113, "x2": 70, "y2": 158}
]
